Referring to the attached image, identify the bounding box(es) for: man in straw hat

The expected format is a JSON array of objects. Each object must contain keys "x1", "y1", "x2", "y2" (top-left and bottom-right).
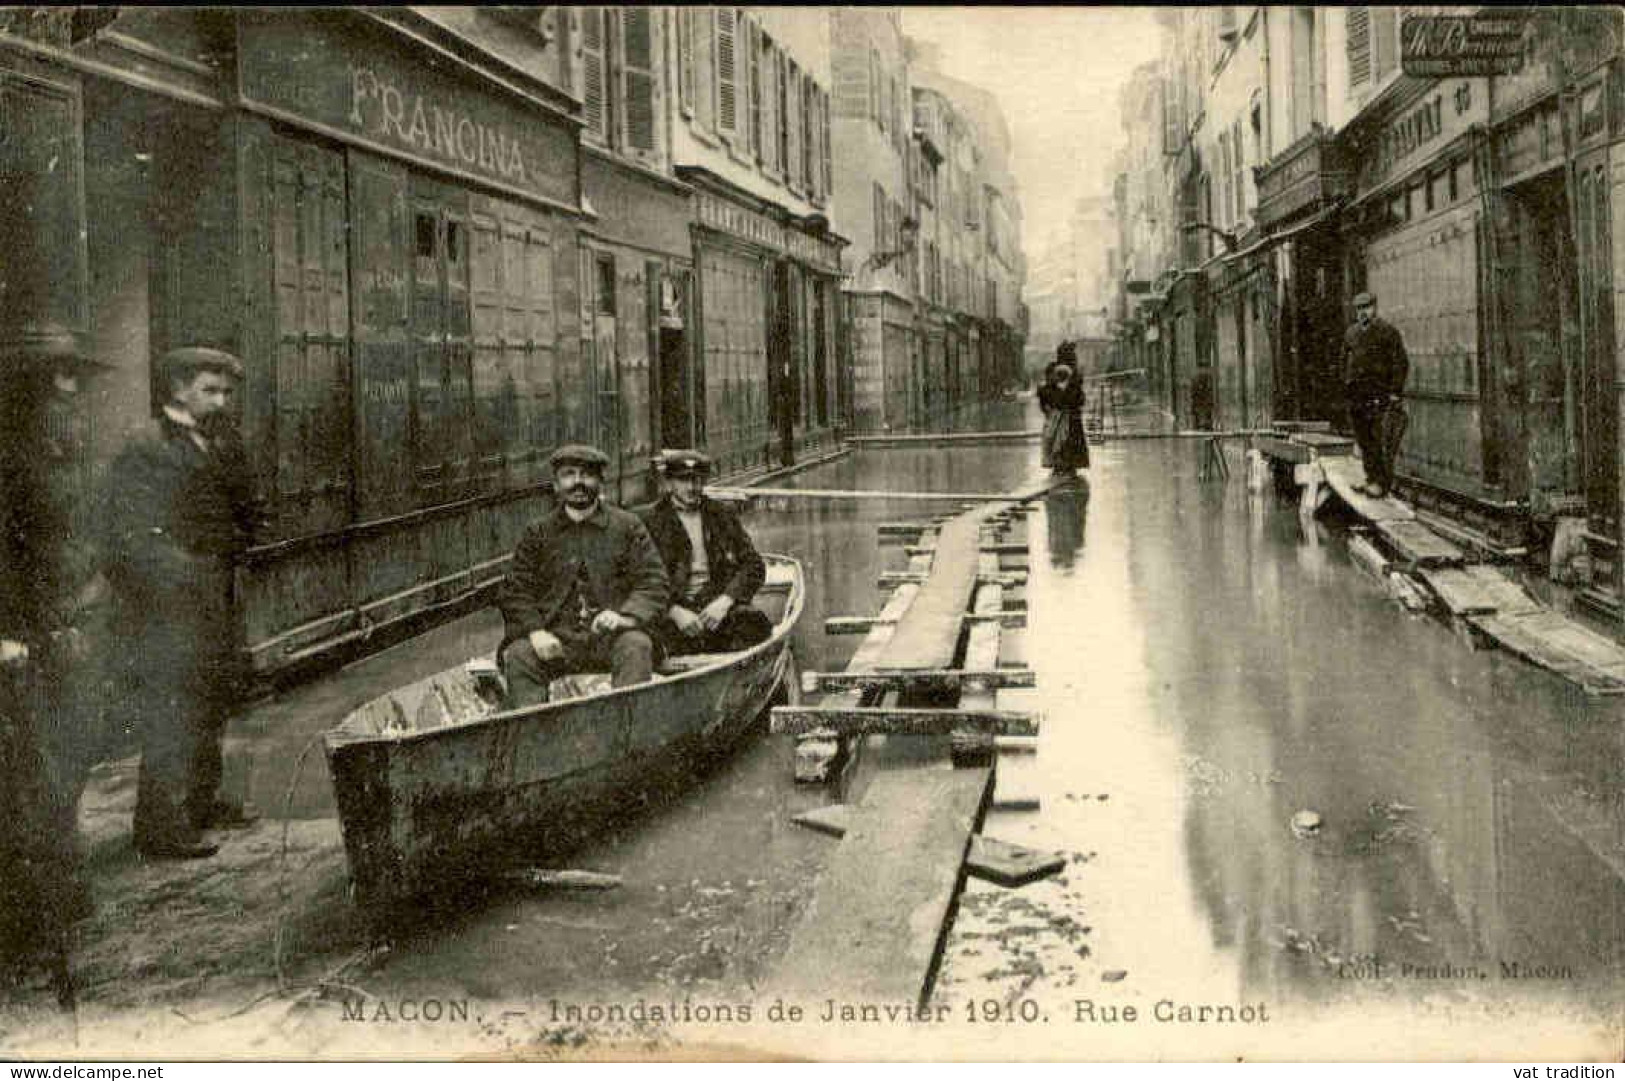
[
  {"x1": 639, "y1": 449, "x2": 772, "y2": 655},
  {"x1": 102, "y1": 346, "x2": 263, "y2": 860},
  {"x1": 0, "y1": 321, "x2": 113, "y2": 1003},
  {"x1": 496, "y1": 444, "x2": 670, "y2": 707}
]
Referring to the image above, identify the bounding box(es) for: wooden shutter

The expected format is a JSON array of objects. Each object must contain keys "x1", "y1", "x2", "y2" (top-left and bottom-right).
[
  {"x1": 621, "y1": 7, "x2": 658, "y2": 159},
  {"x1": 580, "y1": 8, "x2": 608, "y2": 142},
  {"x1": 747, "y1": 18, "x2": 762, "y2": 161},
  {"x1": 821, "y1": 89, "x2": 833, "y2": 202},
  {"x1": 1372, "y1": 6, "x2": 1397, "y2": 81},
  {"x1": 348, "y1": 151, "x2": 410, "y2": 518},
  {"x1": 677, "y1": 8, "x2": 694, "y2": 115},
  {"x1": 0, "y1": 68, "x2": 85, "y2": 331},
  {"x1": 786, "y1": 60, "x2": 802, "y2": 194},
  {"x1": 1347, "y1": 7, "x2": 1371, "y2": 86},
  {"x1": 716, "y1": 7, "x2": 739, "y2": 137}
]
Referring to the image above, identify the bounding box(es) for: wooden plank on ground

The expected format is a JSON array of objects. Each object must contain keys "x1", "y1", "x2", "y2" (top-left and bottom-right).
[
  {"x1": 879, "y1": 507, "x2": 997, "y2": 670},
  {"x1": 1375, "y1": 518, "x2": 1466, "y2": 566},
  {"x1": 1320, "y1": 457, "x2": 1417, "y2": 522},
  {"x1": 1255, "y1": 435, "x2": 1314, "y2": 465},
  {"x1": 966, "y1": 836, "x2": 1066, "y2": 888},
  {"x1": 770, "y1": 706, "x2": 1040, "y2": 737},
  {"x1": 803, "y1": 668, "x2": 1035, "y2": 693},
  {"x1": 1469, "y1": 612, "x2": 1625, "y2": 694},
  {"x1": 1418, "y1": 565, "x2": 1542, "y2": 617},
  {"x1": 1292, "y1": 432, "x2": 1356, "y2": 455},
  {"x1": 768, "y1": 764, "x2": 994, "y2": 1008},
  {"x1": 824, "y1": 612, "x2": 1026, "y2": 635}
]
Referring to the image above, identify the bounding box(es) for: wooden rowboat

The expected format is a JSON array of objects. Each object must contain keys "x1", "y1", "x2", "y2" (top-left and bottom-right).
[{"x1": 324, "y1": 555, "x2": 804, "y2": 909}]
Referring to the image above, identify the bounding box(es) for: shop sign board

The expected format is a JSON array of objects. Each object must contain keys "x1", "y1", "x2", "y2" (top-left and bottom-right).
[
  {"x1": 1402, "y1": 12, "x2": 1528, "y2": 78},
  {"x1": 237, "y1": 10, "x2": 577, "y2": 208}
]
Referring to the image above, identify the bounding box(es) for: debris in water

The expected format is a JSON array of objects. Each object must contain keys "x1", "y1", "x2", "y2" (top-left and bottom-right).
[
  {"x1": 1290, "y1": 810, "x2": 1323, "y2": 837},
  {"x1": 1101, "y1": 970, "x2": 1127, "y2": 982}
]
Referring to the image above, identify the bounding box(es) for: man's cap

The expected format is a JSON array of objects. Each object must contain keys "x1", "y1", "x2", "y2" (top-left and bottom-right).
[
  {"x1": 654, "y1": 448, "x2": 712, "y2": 477},
  {"x1": 1353, "y1": 292, "x2": 1375, "y2": 307},
  {"x1": 159, "y1": 346, "x2": 245, "y2": 384},
  {"x1": 1, "y1": 321, "x2": 113, "y2": 375},
  {"x1": 550, "y1": 443, "x2": 610, "y2": 471}
]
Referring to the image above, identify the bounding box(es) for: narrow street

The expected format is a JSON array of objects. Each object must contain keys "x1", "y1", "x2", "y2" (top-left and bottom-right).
[{"x1": 9, "y1": 399, "x2": 1621, "y2": 1059}]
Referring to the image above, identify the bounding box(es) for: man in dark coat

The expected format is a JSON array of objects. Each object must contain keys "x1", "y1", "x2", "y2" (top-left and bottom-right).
[
  {"x1": 103, "y1": 347, "x2": 262, "y2": 860},
  {"x1": 0, "y1": 322, "x2": 111, "y2": 1003},
  {"x1": 638, "y1": 449, "x2": 772, "y2": 655},
  {"x1": 1343, "y1": 291, "x2": 1411, "y2": 499},
  {"x1": 497, "y1": 444, "x2": 671, "y2": 707}
]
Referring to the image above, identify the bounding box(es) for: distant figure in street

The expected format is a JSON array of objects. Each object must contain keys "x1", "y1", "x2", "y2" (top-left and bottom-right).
[
  {"x1": 0, "y1": 322, "x2": 112, "y2": 1004},
  {"x1": 497, "y1": 444, "x2": 670, "y2": 707},
  {"x1": 1343, "y1": 291, "x2": 1410, "y2": 499},
  {"x1": 1039, "y1": 342, "x2": 1089, "y2": 476},
  {"x1": 103, "y1": 347, "x2": 262, "y2": 861},
  {"x1": 639, "y1": 449, "x2": 773, "y2": 656}
]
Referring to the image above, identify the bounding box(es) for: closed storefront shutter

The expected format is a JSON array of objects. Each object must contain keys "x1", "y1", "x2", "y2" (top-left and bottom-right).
[
  {"x1": 701, "y1": 245, "x2": 768, "y2": 468},
  {"x1": 0, "y1": 65, "x2": 86, "y2": 331},
  {"x1": 268, "y1": 136, "x2": 352, "y2": 535}
]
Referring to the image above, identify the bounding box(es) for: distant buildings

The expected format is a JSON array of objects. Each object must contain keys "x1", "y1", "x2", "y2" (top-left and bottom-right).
[{"x1": 1106, "y1": 6, "x2": 1625, "y2": 601}]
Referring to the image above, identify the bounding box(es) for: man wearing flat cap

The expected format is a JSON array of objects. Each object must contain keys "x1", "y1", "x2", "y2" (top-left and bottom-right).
[
  {"x1": 497, "y1": 443, "x2": 671, "y2": 706},
  {"x1": 639, "y1": 449, "x2": 772, "y2": 655},
  {"x1": 0, "y1": 321, "x2": 112, "y2": 996},
  {"x1": 1343, "y1": 291, "x2": 1410, "y2": 500},
  {"x1": 102, "y1": 346, "x2": 263, "y2": 860}
]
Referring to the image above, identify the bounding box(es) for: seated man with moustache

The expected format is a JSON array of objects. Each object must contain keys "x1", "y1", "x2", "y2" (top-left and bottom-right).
[
  {"x1": 496, "y1": 444, "x2": 671, "y2": 707},
  {"x1": 638, "y1": 449, "x2": 773, "y2": 656}
]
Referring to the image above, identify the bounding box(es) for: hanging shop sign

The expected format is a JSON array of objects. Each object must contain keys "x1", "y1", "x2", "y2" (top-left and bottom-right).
[
  {"x1": 1401, "y1": 12, "x2": 1528, "y2": 78},
  {"x1": 237, "y1": 10, "x2": 577, "y2": 208}
]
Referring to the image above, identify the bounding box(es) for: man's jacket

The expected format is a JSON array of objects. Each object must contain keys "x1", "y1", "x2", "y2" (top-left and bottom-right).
[
  {"x1": 498, "y1": 501, "x2": 670, "y2": 652},
  {"x1": 638, "y1": 496, "x2": 765, "y2": 610},
  {"x1": 1343, "y1": 317, "x2": 1410, "y2": 401}
]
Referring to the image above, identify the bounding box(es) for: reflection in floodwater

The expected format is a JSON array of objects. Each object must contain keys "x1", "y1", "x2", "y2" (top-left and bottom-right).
[{"x1": 1044, "y1": 477, "x2": 1088, "y2": 569}]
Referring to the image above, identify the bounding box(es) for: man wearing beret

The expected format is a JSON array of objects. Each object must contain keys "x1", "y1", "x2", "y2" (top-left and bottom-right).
[
  {"x1": 103, "y1": 346, "x2": 264, "y2": 860},
  {"x1": 1343, "y1": 291, "x2": 1410, "y2": 500},
  {"x1": 639, "y1": 449, "x2": 772, "y2": 655},
  {"x1": 497, "y1": 444, "x2": 671, "y2": 706}
]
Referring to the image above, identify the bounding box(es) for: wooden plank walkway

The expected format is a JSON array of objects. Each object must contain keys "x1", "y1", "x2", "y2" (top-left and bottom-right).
[
  {"x1": 709, "y1": 486, "x2": 1039, "y2": 504},
  {"x1": 1320, "y1": 457, "x2": 1416, "y2": 522},
  {"x1": 1418, "y1": 565, "x2": 1542, "y2": 618},
  {"x1": 1470, "y1": 610, "x2": 1625, "y2": 695},
  {"x1": 1375, "y1": 519, "x2": 1467, "y2": 567},
  {"x1": 849, "y1": 430, "x2": 1041, "y2": 446}
]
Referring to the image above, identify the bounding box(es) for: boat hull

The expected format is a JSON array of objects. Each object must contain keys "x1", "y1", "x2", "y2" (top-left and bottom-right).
[{"x1": 324, "y1": 558, "x2": 801, "y2": 909}]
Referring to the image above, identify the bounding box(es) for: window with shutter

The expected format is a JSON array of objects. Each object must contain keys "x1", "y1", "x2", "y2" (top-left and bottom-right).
[
  {"x1": 873, "y1": 183, "x2": 885, "y2": 255},
  {"x1": 695, "y1": 8, "x2": 715, "y2": 132},
  {"x1": 580, "y1": 8, "x2": 608, "y2": 144},
  {"x1": 874, "y1": 49, "x2": 886, "y2": 133},
  {"x1": 892, "y1": 75, "x2": 903, "y2": 154},
  {"x1": 716, "y1": 7, "x2": 739, "y2": 138},
  {"x1": 677, "y1": 8, "x2": 694, "y2": 116},
  {"x1": 802, "y1": 73, "x2": 815, "y2": 197},
  {"x1": 869, "y1": 50, "x2": 880, "y2": 124},
  {"x1": 760, "y1": 36, "x2": 778, "y2": 175},
  {"x1": 1347, "y1": 7, "x2": 1371, "y2": 86},
  {"x1": 621, "y1": 8, "x2": 658, "y2": 159},
  {"x1": 1232, "y1": 117, "x2": 1245, "y2": 221}
]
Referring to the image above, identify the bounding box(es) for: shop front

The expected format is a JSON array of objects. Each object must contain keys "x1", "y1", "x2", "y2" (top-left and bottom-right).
[
  {"x1": 687, "y1": 173, "x2": 844, "y2": 476},
  {"x1": 579, "y1": 149, "x2": 696, "y2": 505},
  {"x1": 231, "y1": 10, "x2": 585, "y2": 672}
]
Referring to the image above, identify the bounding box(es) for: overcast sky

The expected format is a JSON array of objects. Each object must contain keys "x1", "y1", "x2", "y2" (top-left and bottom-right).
[{"x1": 901, "y1": 7, "x2": 1161, "y2": 260}]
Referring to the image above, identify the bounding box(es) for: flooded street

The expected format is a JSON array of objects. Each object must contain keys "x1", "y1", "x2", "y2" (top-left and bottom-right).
[{"x1": 13, "y1": 402, "x2": 1624, "y2": 1059}]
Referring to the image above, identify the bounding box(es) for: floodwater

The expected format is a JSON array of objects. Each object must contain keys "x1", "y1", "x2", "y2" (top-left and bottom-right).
[{"x1": 57, "y1": 392, "x2": 1624, "y2": 1057}]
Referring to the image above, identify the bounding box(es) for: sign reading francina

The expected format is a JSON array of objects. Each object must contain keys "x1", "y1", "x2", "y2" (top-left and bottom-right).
[{"x1": 1402, "y1": 11, "x2": 1529, "y2": 78}]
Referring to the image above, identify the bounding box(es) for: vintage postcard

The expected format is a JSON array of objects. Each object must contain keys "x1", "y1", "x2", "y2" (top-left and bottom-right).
[{"x1": 0, "y1": 4, "x2": 1621, "y2": 1064}]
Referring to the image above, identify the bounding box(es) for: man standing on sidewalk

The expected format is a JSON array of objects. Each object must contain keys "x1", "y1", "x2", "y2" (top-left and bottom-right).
[
  {"x1": 103, "y1": 347, "x2": 263, "y2": 860},
  {"x1": 1343, "y1": 291, "x2": 1410, "y2": 499}
]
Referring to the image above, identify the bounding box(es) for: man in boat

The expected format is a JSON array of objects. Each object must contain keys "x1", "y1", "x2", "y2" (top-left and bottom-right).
[
  {"x1": 102, "y1": 347, "x2": 263, "y2": 860},
  {"x1": 639, "y1": 449, "x2": 772, "y2": 656},
  {"x1": 497, "y1": 444, "x2": 671, "y2": 707},
  {"x1": 1342, "y1": 290, "x2": 1410, "y2": 500}
]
